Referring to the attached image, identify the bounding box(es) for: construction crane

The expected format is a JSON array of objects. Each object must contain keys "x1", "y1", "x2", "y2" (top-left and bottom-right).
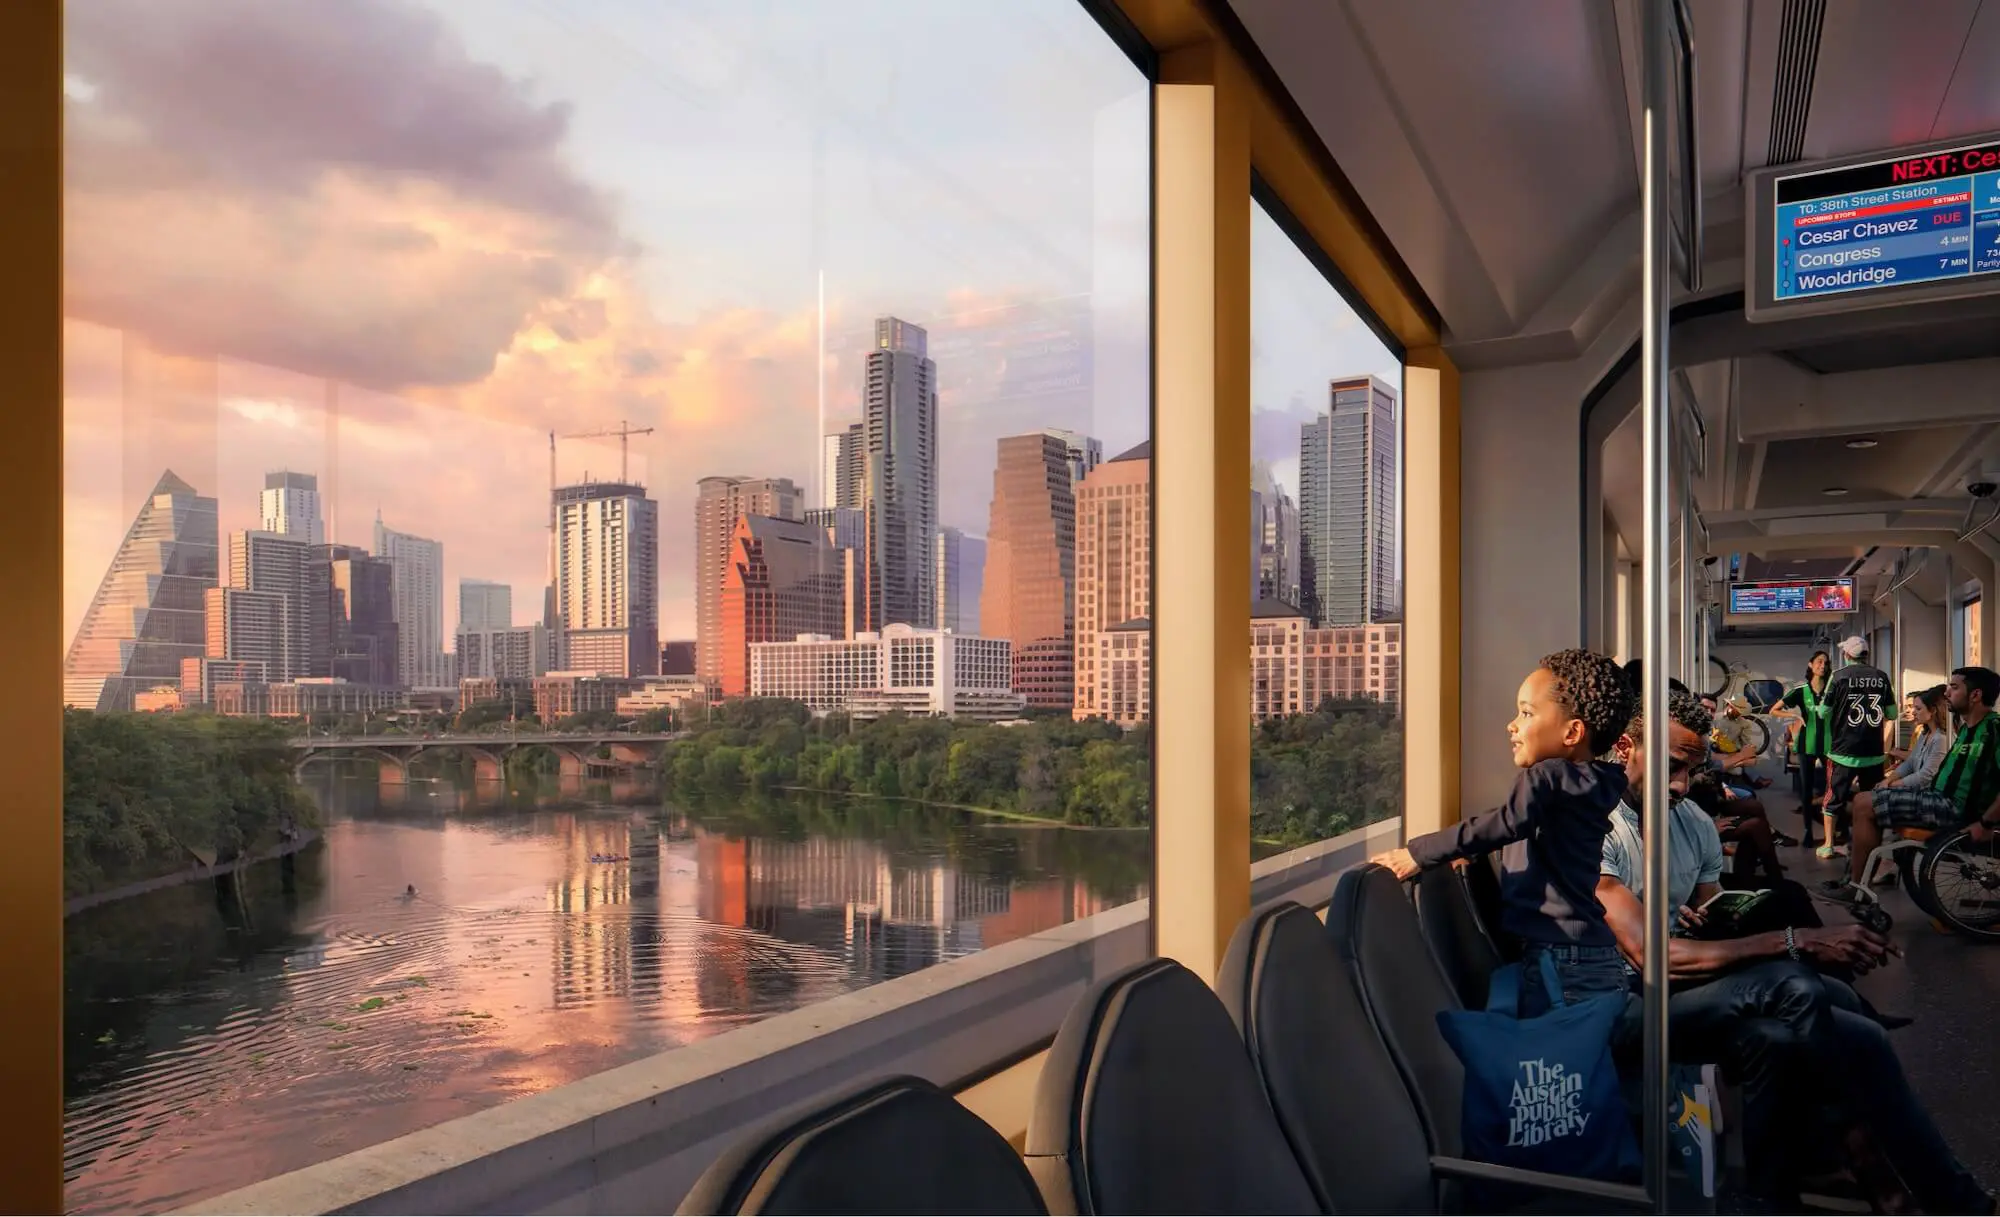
[{"x1": 560, "y1": 419, "x2": 657, "y2": 484}]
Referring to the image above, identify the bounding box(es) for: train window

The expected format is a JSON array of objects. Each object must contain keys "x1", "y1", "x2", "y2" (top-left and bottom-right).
[
  {"x1": 60, "y1": 1, "x2": 1150, "y2": 1208},
  {"x1": 1246, "y1": 196, "x2": 1403, "y2": 860}
]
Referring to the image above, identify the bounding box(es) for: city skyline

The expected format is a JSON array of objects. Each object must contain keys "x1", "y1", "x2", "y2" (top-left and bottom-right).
[{"x1": 61, "y1": 2, "x2": 1396, "y2": 652}]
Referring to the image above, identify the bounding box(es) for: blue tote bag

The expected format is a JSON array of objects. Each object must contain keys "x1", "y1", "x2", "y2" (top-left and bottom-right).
[{"x1": 1436, "y1": 953, "x2": 1639, "y2": 1184}]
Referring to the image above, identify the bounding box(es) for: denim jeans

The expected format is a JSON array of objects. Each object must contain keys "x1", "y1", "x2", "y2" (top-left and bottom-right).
[{"x1": 1518, "y1": 941, "x2": 1629, "y2": 1018}]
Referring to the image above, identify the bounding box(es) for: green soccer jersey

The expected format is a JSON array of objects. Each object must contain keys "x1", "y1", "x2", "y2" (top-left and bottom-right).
[
  {"x1": 1780, "y1": 681, "x2": 1830, "y2": 759},
  {"x1": 1932, "y1": 713, "x2": 2000, "y2": 820}
]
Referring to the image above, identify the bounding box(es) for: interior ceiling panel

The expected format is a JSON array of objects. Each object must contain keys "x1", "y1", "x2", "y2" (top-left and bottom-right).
[
  {"x1": 1754, "y1": 428, "x2": 1980, "y2": 509},
  {"x1": 1803, "y1": 0, "x2": 1986, "y2": 157},
  {"x1": 1934, "y1": 0, "x2": 2000, "y2": 134},
  {"x1": 1337, "y1": 0, "x2": 1634, "y2": 324},
  {"x1": 1225, "y1": 0, "x2": 1514, "y2": 340}
]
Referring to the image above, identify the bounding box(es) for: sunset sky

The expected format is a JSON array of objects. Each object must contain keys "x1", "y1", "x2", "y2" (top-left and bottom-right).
[{"x1": 62, "y1": 0, "x2": 1399, "y2": 645}]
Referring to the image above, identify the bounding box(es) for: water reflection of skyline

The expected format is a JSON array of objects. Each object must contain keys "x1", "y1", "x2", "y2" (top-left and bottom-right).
[{"x1": 62, "y1": 773, "x2": 1144, "y2": 1215}]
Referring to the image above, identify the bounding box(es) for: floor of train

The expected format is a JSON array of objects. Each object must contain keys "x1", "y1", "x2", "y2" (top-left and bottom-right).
[{"x1": 1773, "y1": 821, "x2": 2000, "y2": 1190}]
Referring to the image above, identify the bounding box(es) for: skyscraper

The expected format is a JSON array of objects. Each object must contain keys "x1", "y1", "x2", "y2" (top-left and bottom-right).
[
  {"x1": 555, "y1": 481, "x2": 660, "y2": 678},
  {"x1": 1041, "y1": 428, "x2": 1104, "y2": 489},
  {"x1": 1073, "y1": 442, "x2": 1151, "y2": 720},
  {"x1": 374, "y1": 513, "x2": 448, "y2": 687},
  {"x1": 1254, "y1": 465, "x2": 1301, "y2": 608},
  {"x1": 860, "y1": 316, "x2": 939, "y2": 632},
  {"x1": 260, "y1": 471, "x2": 324, "y2": 545},
  {"x1": 937, "y1": 527, "x2": 986, "y2": 636},
  {"x1": 821, "y1": 423, "x2": 864, "y2": 510},
  {"x1": 459, "y1": 578, "x2": 513, "y2": 632},
  {"x1": 65, "y1": 470, "x2": 218, "y2": 711},
  {"x1": 204, "y1": 586, "x2": 288, "y2": 683},
  {"x1": 226, "y1": 529, "x2": 331, "y2": 681},
  {"x1": 982, "y1": 432, "x2": 1079, "y2": 708},
  {"x1": 325, "y1": 543, "x2": 400, "y2": 687},
  {"x1": 1300, "y1": 374, "x2": 1397, "y2": 626},
  {"x1": 695, "y1": 476, "x2": 803, "y2": 683},
  {"x1": 717, "y1": 514, "x2": 848, "y2": 698}
]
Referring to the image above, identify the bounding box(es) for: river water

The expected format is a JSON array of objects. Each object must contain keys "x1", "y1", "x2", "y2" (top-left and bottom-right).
[{"x1": 62, "y1": 769, "x2": 1150, "y2": 1215}]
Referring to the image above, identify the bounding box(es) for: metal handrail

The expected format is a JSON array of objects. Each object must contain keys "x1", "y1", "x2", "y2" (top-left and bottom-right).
[
  {"x1": 1673, "y1": 0, "x2": 1702, "y2": 292},
  {"x1": 1640, "y1": 1, "x2": 1676, "y2": 1208}
]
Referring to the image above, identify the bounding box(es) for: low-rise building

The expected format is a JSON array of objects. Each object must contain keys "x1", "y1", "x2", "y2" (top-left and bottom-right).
[
  {"x1": 533, "y1": 670, "x2": 648, "y2": 723},
  {"x1": 616, "y1": 677, "x2": 712, "y2": 718},
  {"x1": 1251, "y1": 600, "x2": 1401, "y2": 719},
  {"x1": 750, "y1": 624, "x2": 1023, "y2": 721}
]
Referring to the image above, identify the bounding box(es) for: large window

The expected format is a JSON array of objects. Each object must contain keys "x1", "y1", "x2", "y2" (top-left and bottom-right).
[
  {"x1": 61, "y1": 3, "x2": 1149, "y2": 1210},
  {"x1": 1246, "y1": 194, "x2": 1404, "y2": 856}
]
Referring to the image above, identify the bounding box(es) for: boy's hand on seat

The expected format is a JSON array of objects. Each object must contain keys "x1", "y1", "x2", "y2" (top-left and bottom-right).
[{"x1": 1371, "y1": 848, "x2": 1421, "y2": 881}]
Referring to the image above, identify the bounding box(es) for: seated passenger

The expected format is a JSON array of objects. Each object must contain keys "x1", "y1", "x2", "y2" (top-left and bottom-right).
[
  {"x1": 1373, "y1": 648, "x2": 1633, "y2": 1017},
  {"x1": 1601, "y1": 689, "x2": 1992, "y2": 1213},
  {"x1": 1883, "y1": 684, "x2": 1952, "y2": 792},
  {"x1": 1823, "y1": 666, "x2": 2000, "y2": 907}
]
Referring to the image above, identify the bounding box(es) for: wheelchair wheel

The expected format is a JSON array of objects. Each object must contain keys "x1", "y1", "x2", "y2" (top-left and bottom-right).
[
  {"x1": 1915, "y1": 827, "x2": 2000, "y2": 941},
  {"x1": 1897, "y1": 836, "x2": 1946, "y2": 921}
]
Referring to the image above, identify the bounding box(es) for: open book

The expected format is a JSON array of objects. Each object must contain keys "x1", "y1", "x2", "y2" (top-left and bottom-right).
[{"x1": 1692, "y1": 887, "x2": 1773, "y2": 937}]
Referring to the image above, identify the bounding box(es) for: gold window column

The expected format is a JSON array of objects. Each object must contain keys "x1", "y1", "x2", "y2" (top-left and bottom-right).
[
  {"x1": 1400, "y1": 349, "x2": 1461, "y2": 836},
  {"x1": 1153, "y1": 42, "x2": 1253, "y2": 983},
  {"x1": 0, "y1": 0, "x2": 63, "y2": 1210}
]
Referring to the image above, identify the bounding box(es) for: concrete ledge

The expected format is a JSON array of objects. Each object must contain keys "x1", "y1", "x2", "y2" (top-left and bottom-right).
[{"x1": 181, "y1": 819, "x2": 1396, "y2": 1216}]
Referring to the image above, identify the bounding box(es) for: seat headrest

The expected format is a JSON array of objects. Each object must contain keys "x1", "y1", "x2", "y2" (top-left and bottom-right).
[
  {"x1": 677, "y1": 1075, "x2": 1045, "y2": 1215},
  {"x1": 1027, "y1": 957, "x2": 1320, "y2": 1215}
]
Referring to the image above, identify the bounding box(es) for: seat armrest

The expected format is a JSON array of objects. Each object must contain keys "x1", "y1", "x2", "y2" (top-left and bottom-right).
[{"x1": 1428, "y1": 1155, "x2": 1651, "y2": 1209}]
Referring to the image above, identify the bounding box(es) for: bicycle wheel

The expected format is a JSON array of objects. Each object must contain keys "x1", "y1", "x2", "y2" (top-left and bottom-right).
[
  {"x1": 1698, "y1": 654, "x2": 1730, "y2": 700},
  {"x1": 1739, "y1": 716, "x2": 1770, "y2": 756},
  {"x1": 1916, "y1": 827, "x2": 2000, "y2": 941}
]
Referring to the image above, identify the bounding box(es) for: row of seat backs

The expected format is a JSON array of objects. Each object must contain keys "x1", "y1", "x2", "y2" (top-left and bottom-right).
[
  {"x1": 676, "y1": 863, "x2": 1553, "y2": 1215},
  {"x1": 1024, "y1": 864, "x2": 1490, "y2": 1215}
]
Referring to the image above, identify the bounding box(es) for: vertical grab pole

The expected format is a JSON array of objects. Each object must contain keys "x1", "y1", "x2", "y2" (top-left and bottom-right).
[
  {"x1": 1640, "y1": 0, "x2": 1675, "y2": 1207},
  {"x1": 1944, "y1": 554, "x2": 1957, "y2": 668},
  {"x1": 1679, "y1": 463, "x2": 1694, "y2": 687}
]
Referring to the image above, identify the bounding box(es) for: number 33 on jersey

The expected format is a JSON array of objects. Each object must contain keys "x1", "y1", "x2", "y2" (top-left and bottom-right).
[{"x1": 1826, "y1": 661, "x2": 1894, "y2": 767}]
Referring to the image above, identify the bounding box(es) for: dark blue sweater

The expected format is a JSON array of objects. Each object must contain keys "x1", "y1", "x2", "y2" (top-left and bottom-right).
[{"x1": 1406, "y1": 758, "x2": 1627, "y2": 947}]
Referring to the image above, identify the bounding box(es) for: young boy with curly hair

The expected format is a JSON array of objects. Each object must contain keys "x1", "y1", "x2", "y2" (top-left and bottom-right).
[{"x1": 1375, "y1": 648, "x2": 1636, "y2": 1017}]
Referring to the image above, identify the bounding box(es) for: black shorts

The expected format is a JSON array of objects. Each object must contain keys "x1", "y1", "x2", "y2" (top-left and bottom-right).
[{"x1": 1824, "y1": 762, "x2": 1884, "y2": 816}]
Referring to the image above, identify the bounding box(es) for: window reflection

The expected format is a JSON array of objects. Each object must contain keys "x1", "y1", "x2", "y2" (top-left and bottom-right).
[{"x1": 61, "y1": 1, "x2": 1149, "y2": 1209}]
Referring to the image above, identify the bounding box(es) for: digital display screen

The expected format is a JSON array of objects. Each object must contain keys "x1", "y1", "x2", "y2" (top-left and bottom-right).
[
  {"x1": 1727, "y1": 579, "x2": 1855, "y2": 616},
  {"x1": 1773, "y1": 139, "x2": 2000, "y2": 304}
]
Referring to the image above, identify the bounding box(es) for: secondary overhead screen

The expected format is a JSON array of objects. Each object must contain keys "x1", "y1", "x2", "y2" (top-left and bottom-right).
[
  {"x1": 1745, "y1": 132, "x2": 2000, "y2": 321},
  {"x1": 1727, "y1": 578, "x2": 1855, "y2": 616}
]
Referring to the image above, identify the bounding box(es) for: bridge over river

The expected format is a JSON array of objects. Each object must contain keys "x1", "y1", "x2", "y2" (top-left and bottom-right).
[{"x1": 291, "y1": 732, "x2": 682, "y2": 783}]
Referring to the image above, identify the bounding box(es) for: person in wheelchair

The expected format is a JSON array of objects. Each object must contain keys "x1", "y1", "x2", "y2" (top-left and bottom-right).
[{"x1": 1823, "y1": 666, "x2": 2000, "y2": 909}]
